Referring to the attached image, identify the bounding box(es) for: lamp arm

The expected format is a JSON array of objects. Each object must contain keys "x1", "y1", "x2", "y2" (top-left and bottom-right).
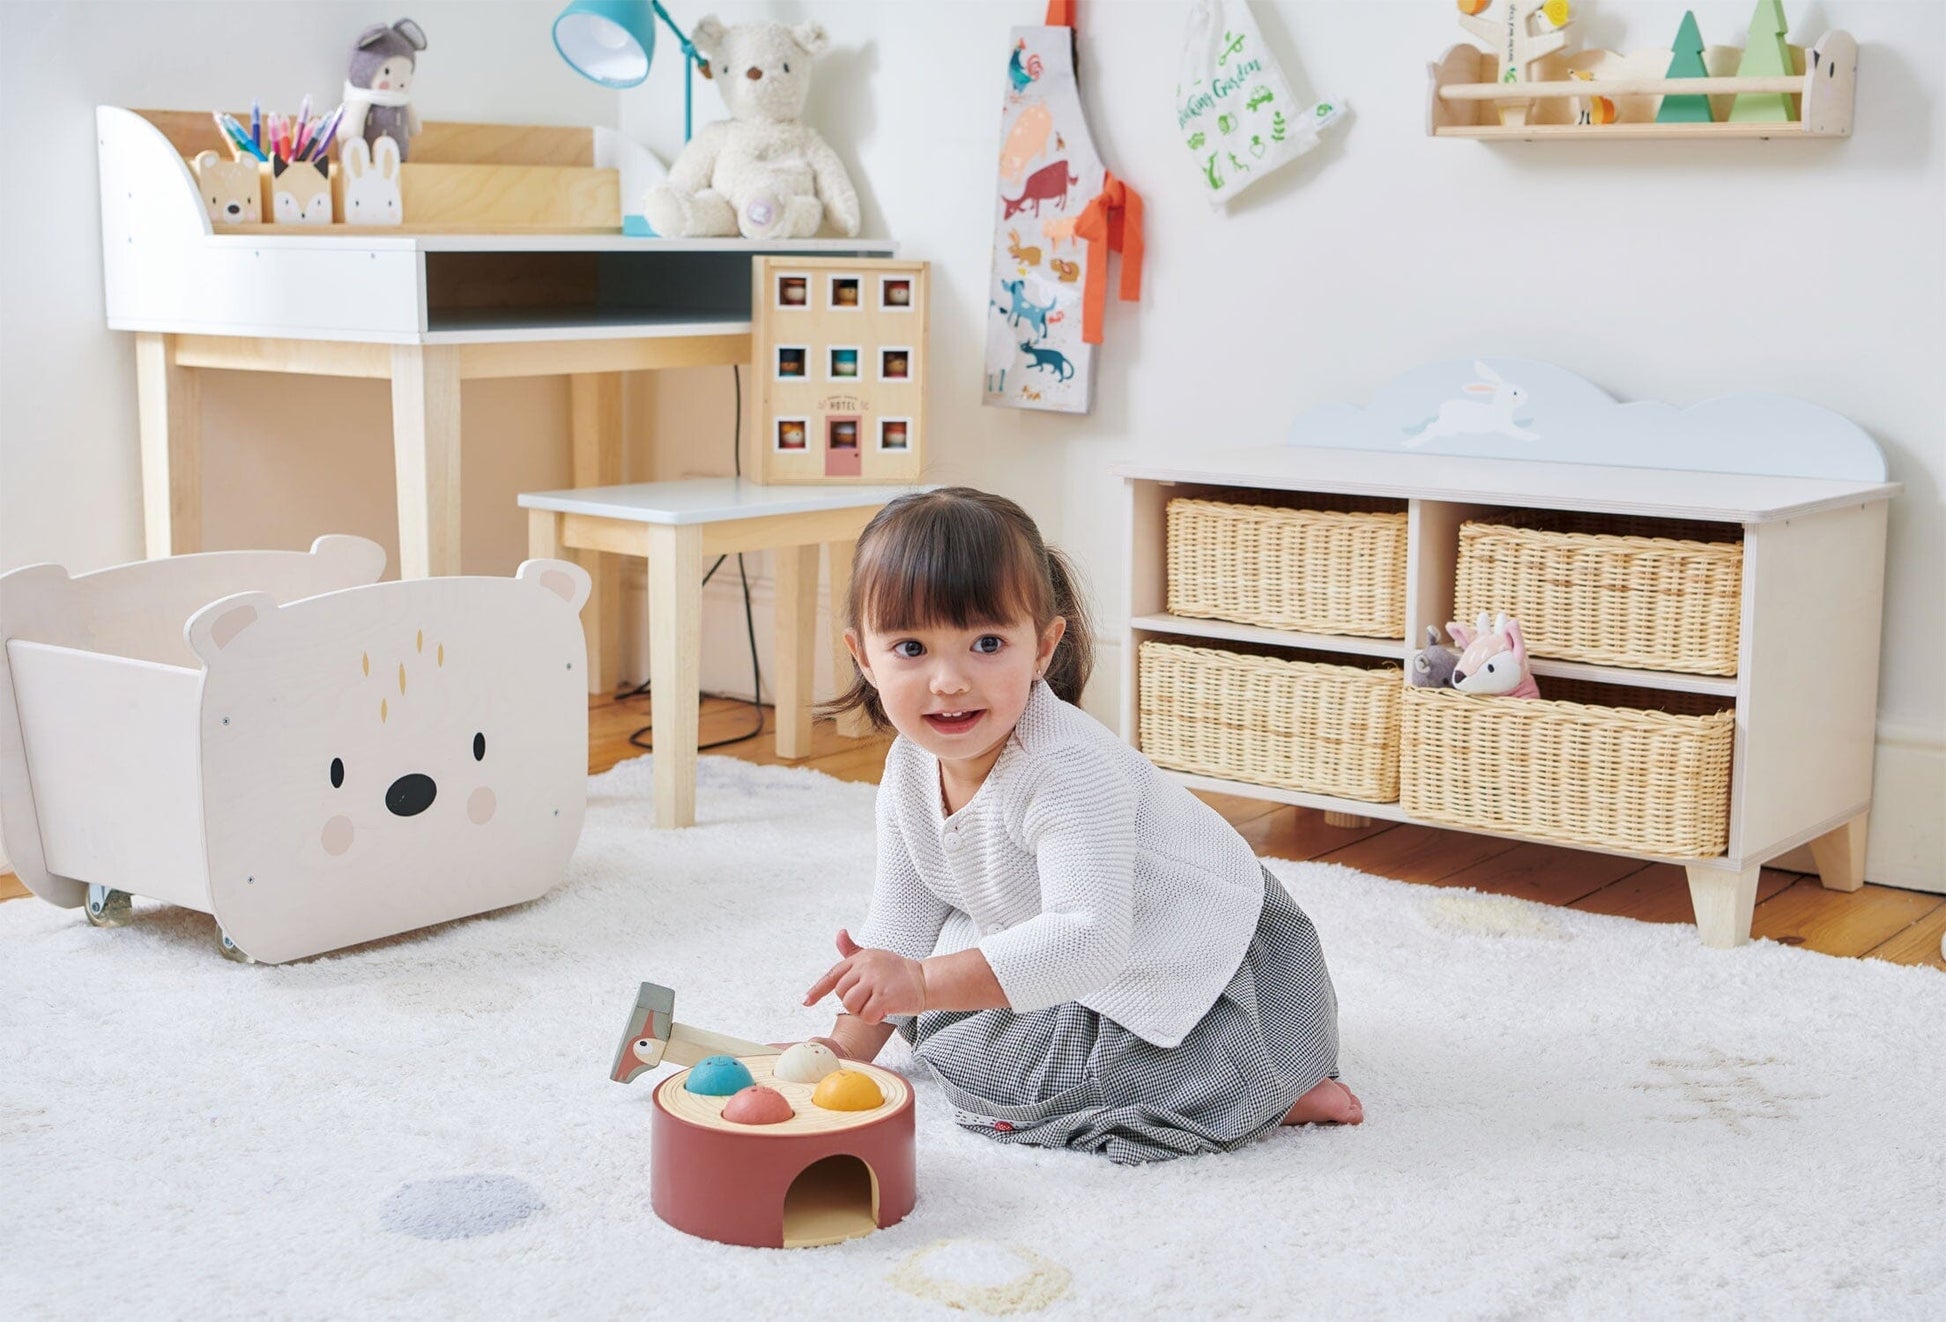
[{"x1": 650, "y1": 0, "x2": 705, "y2": 141}]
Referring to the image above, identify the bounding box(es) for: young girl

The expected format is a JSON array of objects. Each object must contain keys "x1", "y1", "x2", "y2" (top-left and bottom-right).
[{"x1": 802, "y1": 488, "x2": 1361, "y2": 1165}]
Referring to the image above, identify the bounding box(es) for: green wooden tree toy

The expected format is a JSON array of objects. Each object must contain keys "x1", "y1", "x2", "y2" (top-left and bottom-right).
[
  {"x1": 1656, "y1": 11, "x2": 1714, "y2": 124},
  {"x1": 1730, "y1": 0, "x2": 1796, "y2": 122}
]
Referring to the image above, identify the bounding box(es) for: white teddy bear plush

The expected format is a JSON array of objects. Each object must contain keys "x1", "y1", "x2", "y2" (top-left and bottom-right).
[{"x1": 642, "y1": 16, "x2": 861, "y2": 240}]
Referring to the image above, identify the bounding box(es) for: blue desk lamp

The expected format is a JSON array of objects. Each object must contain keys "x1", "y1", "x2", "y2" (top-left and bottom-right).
[
  {"x1": 553, "y1": 0, "x2": 707, "y2": 234},
  {"x1": 553, "y1": 0, "x2": 706, "y2": 136}
]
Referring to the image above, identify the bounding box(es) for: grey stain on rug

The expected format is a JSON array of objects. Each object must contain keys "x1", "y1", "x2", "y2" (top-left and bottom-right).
[{"x1": 380, "y1": 1174, "x2": 544, "y2": 1240}]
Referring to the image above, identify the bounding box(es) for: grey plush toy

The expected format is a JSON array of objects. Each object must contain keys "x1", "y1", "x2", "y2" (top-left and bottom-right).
[
  {"x1": 1408, "y1": 624, "x2": 1461, "y2": 688},
  {"x1": 342, "y1": 18, "x2": 427, "y2": 161}
]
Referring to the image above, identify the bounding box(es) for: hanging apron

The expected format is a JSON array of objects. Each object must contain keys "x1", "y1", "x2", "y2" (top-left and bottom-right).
[{"x1": 983, "y1": 1, "x2": 1140, "y2": 416}]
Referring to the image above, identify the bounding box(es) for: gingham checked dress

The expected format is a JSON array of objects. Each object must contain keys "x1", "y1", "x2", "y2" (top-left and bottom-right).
[{"x1": 854, "y1": 681, "x2": 1341, "y2": 1165}]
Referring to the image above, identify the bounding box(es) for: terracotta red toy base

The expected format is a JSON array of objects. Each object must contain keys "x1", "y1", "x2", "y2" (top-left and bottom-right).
[{"x1": 650, "y1": 1056, "x2": 915, "y2": 1248}]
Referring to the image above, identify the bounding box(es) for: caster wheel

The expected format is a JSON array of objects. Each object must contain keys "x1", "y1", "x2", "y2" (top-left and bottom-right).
[
  {"x1": 85, "y1": 885, "x2": 133, "y2": 928},
  {"x1": 218, "y1": 930, "x2": 257, "y2": 964}
]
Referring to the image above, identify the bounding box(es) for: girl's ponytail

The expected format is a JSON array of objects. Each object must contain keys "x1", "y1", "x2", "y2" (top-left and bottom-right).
[{"x1": 1041, "y1": 546, "x2": 1094, "y2": 705}]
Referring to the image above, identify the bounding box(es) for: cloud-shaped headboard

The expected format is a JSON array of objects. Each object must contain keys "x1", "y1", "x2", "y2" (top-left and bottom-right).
[{"x1": 1286, "y1": 358, "x2": 1885, "y2": 482}]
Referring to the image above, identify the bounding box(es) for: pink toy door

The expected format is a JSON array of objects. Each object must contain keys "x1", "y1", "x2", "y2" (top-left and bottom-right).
[{"x1": 983, "y1": 4, "x2": 1105, "y2": 415}]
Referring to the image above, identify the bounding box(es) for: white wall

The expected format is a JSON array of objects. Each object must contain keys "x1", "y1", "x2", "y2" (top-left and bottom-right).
[{"x1": 2, "y1": 0, "x2": 1940, "y2": 888}]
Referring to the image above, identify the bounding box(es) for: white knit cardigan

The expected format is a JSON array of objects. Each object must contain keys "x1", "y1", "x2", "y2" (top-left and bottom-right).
[{"x1": 853, "y1": 680, "x2": 1265, "y2": 1048}]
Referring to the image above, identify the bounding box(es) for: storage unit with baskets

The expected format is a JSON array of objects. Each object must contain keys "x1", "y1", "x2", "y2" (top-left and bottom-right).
[{"x1": 1114, "y1": 362, "x2": 1898, "y2": 949}]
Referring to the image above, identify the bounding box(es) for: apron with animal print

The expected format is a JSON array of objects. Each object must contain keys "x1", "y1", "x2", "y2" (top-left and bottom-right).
[{"x1": 983, "y1": 8, "x2": 1103, "y2": 414}]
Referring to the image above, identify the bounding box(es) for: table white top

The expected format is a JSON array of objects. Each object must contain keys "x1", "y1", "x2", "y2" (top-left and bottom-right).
[
  {"x1": 517, "y1": 478, "x2": 921, "y2": 524},
  {"x1": 1114, "y1": 446, "x2": 1900, "y2": 524}
]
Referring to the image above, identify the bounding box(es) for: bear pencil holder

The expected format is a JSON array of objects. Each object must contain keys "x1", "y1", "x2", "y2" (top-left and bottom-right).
[{"x1": 0, "y1": 536, "x2": 592, "y2": 963}]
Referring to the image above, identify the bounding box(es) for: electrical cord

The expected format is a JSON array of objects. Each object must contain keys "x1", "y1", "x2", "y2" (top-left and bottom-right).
[{"x1": 624, "y1": 362, "x2": 768, "y2": 753}]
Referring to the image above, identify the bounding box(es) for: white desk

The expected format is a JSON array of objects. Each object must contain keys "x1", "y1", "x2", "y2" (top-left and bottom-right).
[
  {"x1": 521, "y1": 479, "x2": 914, "y2": 827},
  {"x1": 97, "y1": 106, "x2": 895, "y2": 696}
]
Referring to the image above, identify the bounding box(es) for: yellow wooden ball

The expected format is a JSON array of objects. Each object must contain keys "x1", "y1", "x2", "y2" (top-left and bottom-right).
[{"x1": 811, "y1": 1069, "x2": 885, "y2": 1112}]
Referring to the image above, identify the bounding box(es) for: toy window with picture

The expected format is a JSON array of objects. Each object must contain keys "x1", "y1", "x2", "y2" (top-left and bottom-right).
[
  {"x1": 775, "y1": 274, "x2": 810, "y2": 309},
  {"x1": 877, "y1": 418, "x2": 912, "y2": 452},
  {"x1": 774, "y1": 417, "x2": 809, "y2": 451},
  {"x1": 878, "y1": 347, "x2": 912, "y2": 382},
  {"x1": 827, "y1": 418, "x2": 860, "y2": 451},
  {"x1": 879, "y1": 276, "x2": 913, "y2": 310},
  {"x1": 828, "y1": 347, "x2": 861, "y2": 381},
  {"x1": 828, "y1": 275, "x2": 862, "y2": 310},
  {"x1": 776, "y1": 346, "x2": 808, "y2": 380}
]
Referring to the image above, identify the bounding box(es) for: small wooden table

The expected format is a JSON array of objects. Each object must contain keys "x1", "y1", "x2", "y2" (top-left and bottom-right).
[{"x1": 521, "y1": 479, "x2": 912, "y2": 827}]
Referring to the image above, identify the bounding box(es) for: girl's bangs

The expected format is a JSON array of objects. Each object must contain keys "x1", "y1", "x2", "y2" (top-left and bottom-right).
[{"x1": 855, "y1": 505, "x2": 1042, "y2": 634}]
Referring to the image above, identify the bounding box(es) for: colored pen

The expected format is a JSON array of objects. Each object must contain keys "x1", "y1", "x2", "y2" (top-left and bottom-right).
[{"x1": 250, "y1": 98, "x2": 261, "y2": 150}]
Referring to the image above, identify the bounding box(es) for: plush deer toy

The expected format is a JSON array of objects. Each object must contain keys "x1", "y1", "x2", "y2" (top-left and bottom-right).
[{"x1": 1446, "y1": 611, "x2": 1541, "y2": 698}]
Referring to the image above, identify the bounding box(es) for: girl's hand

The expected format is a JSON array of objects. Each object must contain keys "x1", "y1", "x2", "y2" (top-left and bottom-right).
[{"x1": 803, "y1": 929, "x2": 928, "y2": 1024}]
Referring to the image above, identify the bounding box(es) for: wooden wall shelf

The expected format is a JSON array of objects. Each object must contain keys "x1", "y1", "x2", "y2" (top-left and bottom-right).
[{"x1": 1427, "y1": 30, "x2": 1856, "y2": 140}]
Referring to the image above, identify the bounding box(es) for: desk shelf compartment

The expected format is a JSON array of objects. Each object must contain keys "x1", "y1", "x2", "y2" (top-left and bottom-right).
[
  {"x1": 1138, "y1": 639, "x2": 1403, "y2": 804},
  {"x1": 1166, "y1": 489, "x2": 1409, "y2": 641},
  {"x1": 1400, "y1": 681, "x2": 1734, "y2": 859},
  {"x1": 1455, "y1": 509, "x2": 1744, "y2": 677}
]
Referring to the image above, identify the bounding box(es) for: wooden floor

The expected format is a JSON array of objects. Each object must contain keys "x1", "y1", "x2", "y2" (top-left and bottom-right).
[{"x1": 5, "y1": 693, "x2": 1941, "y2": 970}]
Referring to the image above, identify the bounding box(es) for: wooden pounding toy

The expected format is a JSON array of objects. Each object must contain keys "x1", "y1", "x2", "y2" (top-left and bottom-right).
[{"x1": 609, "y1": 982, "x2": 916, "y2": 1249}]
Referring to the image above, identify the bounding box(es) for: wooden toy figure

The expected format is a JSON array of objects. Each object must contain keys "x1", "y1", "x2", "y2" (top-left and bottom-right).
[
  {"x1": 1730, "y1": 0, "x2": 1797, "y2": 122},
  {"x1": 1657, "y1": 12, "x2": 1715, "y2": 124},
  {"x1": 610, "y1": 983, "x2": 916, "y2": 1249},
  {"x1": 1456, "y1": 0, "x2": 1575, "y2": 127}
]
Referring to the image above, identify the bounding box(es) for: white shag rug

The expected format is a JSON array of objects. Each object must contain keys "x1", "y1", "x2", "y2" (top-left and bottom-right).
[{"x1": 3, "y1": 755, "x2": 1943, "y2": 1321}]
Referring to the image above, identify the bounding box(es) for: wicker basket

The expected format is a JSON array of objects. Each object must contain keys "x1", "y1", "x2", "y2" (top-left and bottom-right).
[
  {"x1": 1399, "y1": 685, "x2": 1735, "y2": 857},
  {"x1": 1454, "y1": 512, "x2": 1743, "y2": 676},
  {"x1": 1167, "y1": 494, "x2": 1407, "y2": 638},
  {"x1": 1138, "y1": 640, "x2": 1403, "y2": 802}
]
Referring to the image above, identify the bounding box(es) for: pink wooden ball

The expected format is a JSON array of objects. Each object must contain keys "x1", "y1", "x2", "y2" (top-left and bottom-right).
[{"x1": 721, "y1": 1085, "x2": 794, "y2": 1126}]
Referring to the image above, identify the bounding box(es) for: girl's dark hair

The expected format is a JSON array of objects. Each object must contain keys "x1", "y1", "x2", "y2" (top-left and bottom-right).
[{"x1": 822, "y1": 487, "x2": 1095, "y2": 731}]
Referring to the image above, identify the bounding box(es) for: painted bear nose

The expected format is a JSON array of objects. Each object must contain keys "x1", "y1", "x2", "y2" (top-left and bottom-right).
[
  {"x1": 745, "y1": 66, "x2": 763, "y2": 80},
  {"x1": 386, "y1": 773, "x2": 437, "y2": 817}
]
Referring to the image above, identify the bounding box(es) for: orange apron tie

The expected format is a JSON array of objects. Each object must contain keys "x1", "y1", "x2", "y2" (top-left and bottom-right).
[
  {"x1": 1044, "y1": 0, "x2": 1076, "y2": 27},
  {"x1": 1073, "y1": 172, "x2": 1144, "y2": 346}
]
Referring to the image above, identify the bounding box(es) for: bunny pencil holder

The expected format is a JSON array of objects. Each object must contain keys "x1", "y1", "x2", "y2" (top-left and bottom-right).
[
  {"x1": 340, "y1": 135, "x2": 404, "y2": 226},
  {"x1": 1446, "y1": 611, "x2": 1541, "y2": 698}
]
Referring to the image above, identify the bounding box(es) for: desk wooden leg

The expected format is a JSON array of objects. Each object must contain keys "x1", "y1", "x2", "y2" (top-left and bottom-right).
[
  {"x1": 569, "y1": 373, "x2": 623, "y2": 695},
  {"x1": 1685, "y1": 863, "x2": 1761, "y2": 949},
  {"x1": 774, "y1": 545, "x2": 817, "y2": 759},
  {"x1": 134, "y1": 332, "x2": 201, "y2": 558},
  {"x1": 647, "y1": 522, "x2": 703, "y2": 827},
  {"x1": 1807, "y1": 812, "x2": 1869, "y2": 892},
  {"x1": 825, "y1": 538, "x2": 873, "y2": 739},
  {"x1": 391, "y1": 344, "x2": 462, "y2": 578}
]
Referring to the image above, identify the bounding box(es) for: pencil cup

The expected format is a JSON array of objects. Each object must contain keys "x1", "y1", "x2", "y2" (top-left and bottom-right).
[{"x1": 267, "y1": 159, "x2": 334, "y2": 225}]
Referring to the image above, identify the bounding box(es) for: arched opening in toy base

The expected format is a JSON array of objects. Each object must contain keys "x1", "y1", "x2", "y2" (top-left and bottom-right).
[{"x1": 782, "y1": 1154, "x2": 879, "y2": 1248}]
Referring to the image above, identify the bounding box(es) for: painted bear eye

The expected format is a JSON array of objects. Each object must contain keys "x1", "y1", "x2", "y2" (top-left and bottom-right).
[
  {"x1": 330, "y1": 757, "x2": 345, "y2": 789},
  {"x1": 473, "y1": 732, "x2": 486, "y2": 762}
]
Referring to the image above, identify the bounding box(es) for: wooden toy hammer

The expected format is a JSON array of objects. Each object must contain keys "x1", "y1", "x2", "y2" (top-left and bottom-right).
[{"x1": 610, "y1": 981, "x2": 774, "y2": 1085}]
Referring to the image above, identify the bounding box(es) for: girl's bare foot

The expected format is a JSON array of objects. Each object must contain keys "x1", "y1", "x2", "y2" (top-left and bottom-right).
[{"x1": 1282, "y1": 1078, "x2": 1364, "y2": 1126}]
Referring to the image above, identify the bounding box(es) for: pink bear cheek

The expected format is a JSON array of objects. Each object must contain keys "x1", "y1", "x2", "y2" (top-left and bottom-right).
[
  {"x1": 468, "y1": 786, "x2": 497, "y2": 825},
  {"x1": 322, "y1": 815, "x2": 355, "y2": 856}
]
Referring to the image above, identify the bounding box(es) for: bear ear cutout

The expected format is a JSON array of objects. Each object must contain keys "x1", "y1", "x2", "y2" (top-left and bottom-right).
[
  {"x1": 192, "y1": 150, "x2": 221, "y2": 173},
  {"x1": 309, "y1": 534, "x2": 387, "y2": 585},
  {"x1": 185, "y1": 591, "x2": 280, "y2": 666},
  {"x1": 791, "y1": 22, "x2": 830, "y2": 57},
  {"x1": 518, "y1": 559, "x2": 593, "y2": 615}
]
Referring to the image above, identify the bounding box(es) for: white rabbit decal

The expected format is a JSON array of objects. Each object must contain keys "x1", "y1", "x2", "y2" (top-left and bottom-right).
[
  {"x1": 1403, "y1": 361, "x2": 1538, "y2": 448},
  {"x1": 343, "y1": 134, "x2": 404, "y2": 226}
]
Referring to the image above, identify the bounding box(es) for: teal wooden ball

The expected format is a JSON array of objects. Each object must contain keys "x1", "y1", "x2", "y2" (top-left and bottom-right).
[{"x1": 684, "y1": 1055, "x2": 755, "y2": 1096}]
